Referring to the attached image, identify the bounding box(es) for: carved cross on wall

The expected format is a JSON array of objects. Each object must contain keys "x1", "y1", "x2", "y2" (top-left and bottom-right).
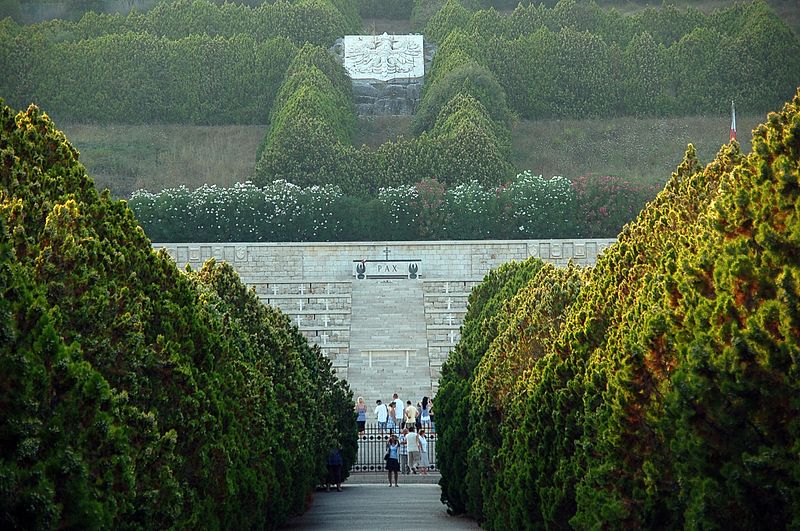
[{"x1": 383, "y1": 246, "x2": 391, "y2": 261}]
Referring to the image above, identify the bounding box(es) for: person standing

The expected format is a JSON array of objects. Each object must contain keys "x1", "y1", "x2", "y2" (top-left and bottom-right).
[
  {"x1": 355, "y1": 397, "x2": 367, "y2": 435},
  {"x1": 375, "y1": 399, "x2": 388, "y2": 434},
  {"x1": 399, "y1": 428, "x2": 409, "y2": 475},
  {"x1": 387, "y1": 402, "x2": 397, "y2": 432},
  {"x1": 420, "y1": 396, "x2": 431, "y2": 430},
  {"x1": 326, "y1": 447, "x2": 343, "y2": 491},
  {"x1": 406, "y1": 426, "x2": 420, "y2": 474},
  {"x1": 418, "y1": 429, "x2": 429, "y2": 475},
  {"x1": 392, "y1": 393, "x2": 404, "y2": 427},
  {"x1": 385, "y1": 434, "x2": 400, "y2": 487},
  {"x1": 404, "y1": 400, "x2": 418, "y2": 430}
]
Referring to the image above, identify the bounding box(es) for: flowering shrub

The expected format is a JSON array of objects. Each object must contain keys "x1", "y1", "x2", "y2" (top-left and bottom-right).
[
  {"x1": 570, "y1": 173, "x2": 661, "y2": 237},
  {"x1": 131, "y1": 172, "x2": 658, "y2": 242},
  {"x1": 503, "y1": 171, "x2": 575, "y2": 238},
  {"x1": 442, "y1": 179, "x2": 499, "y2": 238},
  {"x1": 377, "y1": 184, "x2": 420, "y2": 240},
  {"x1": 131, "y1": 180, "x2": 344, "y2": 242}
]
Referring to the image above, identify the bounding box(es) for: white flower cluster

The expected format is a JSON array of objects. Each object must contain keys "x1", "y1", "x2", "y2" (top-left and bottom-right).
[
  {"x1": 130, "y1": 180, "x2": 342, "y2": 242},
  {"x1": 378, "y1": 185, "x2": 419, "y2": 227},
  {"x1": 129, "y1": 171, "x2": 592, "y2": 242},
  {"x1": 506, "y1": 171, "x2": 575, "y2": 234}
]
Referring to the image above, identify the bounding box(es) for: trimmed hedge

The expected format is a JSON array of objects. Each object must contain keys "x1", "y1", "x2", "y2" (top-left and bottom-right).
[
  {"x1": 0, "y1": 100, "x2": 357, "y2": 529},
  {"x1": 435, "y1": 89, "x2": 800, "y2": 528},
  {"x1": 0, "y1": 0, "x2": 358, "y2": 124},
  {"x1": 426, "y1": 0, "x2": 800, "y2": 118},
  {"x1": 254, "y1": 43, "x2": 516, "y2": 194},
  {"x1": 0, "y1": 29, "x2": 299, "y2": 124}
]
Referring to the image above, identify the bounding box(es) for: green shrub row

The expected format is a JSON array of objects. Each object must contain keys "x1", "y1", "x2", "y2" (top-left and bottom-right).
[
  {"x1": 0, "y1": 30, "x2": 298, "y2": 123},
  {"x1": 128, "y1": 171, "x2": 657, "y2": 242},
  {"x1": 435, "y1": 90, "x2": 800, "y2": 528},
  {"x1": 253, "y1": 40, "x2": 515, "y2": 193},
  {"x1": 0, "y1": 0, "x2": 359, "y2": 123},
  {"x1": 426, "y1": 0, "x2": 800, "y2": 118},
  {"x1": 0, "y1": 100, "x2": 358, "y2": 529},
  {"x1": 1, "y1": 0, "x2": 358, "y2": 45}
]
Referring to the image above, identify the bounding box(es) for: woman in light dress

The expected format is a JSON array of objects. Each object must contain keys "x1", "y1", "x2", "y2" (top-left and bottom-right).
[
  {"x1": 355, "y1": 396, "x2": 367, "y2": 435},
  {"x1": 418, "y1": 428, "x2": 429, "y2": 475}
]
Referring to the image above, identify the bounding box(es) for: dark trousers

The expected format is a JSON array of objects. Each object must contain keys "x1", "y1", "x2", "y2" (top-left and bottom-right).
[{"x1": 327, "y1": 464, "x2": 342, "y2": 486}]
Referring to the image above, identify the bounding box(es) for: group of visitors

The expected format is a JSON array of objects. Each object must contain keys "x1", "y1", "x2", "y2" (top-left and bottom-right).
[
  {"x1": 354, "y1": 392, "x2": 434, "y2": 487},
  {"x1": 384, "y1": 425, "x2": 431, "y2": 486},
  {"x1": 355, "y1": 393, "x2": 434, "y2": 435}
]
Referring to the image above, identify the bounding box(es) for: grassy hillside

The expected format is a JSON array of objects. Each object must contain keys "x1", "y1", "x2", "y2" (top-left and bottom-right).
[
  {"x1": 512, "y1": 114, "x2": 761, "y2": 186},
  {"x1": 60, "y1": 123, "x2": 266, "y2": 198},
  {"x1": 63, "y1": 114, "x2": 759, "y2": 197}
]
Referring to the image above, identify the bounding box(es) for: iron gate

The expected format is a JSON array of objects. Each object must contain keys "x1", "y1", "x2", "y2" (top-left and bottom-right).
[{"x1": 352, "y1": 426, "x2": 437, "y2": 472}]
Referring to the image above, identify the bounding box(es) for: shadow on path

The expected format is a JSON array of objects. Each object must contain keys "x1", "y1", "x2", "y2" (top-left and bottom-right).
[{"x1": 281, "y1": 482, "x2": 479, "y2": 530}]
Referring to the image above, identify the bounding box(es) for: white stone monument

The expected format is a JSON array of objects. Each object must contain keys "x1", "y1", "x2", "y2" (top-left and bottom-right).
[
  {"x1": 332, "y1": 33, "x2": 433, "y2": 116},
  {"x1": 343, "y1": 34, "x2": 424, "y2": 81}
]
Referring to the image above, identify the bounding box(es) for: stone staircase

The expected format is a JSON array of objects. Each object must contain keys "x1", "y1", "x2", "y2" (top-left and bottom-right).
[
  {"x1": 252, "y1": 281, "x2": 352, "y2": 372},
  {"x1": 347, "y1": 279, "x2": 432, "y2": 405},
  {"x1": 422, "y1": 279, "x2": 480, "y2": 395}
]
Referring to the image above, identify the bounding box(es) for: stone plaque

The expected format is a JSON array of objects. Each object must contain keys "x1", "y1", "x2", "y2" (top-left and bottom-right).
[
  {"x1": 352, "y1": 259, "x2": 422, "y2": 279},
  {"x1": 343, "y1": 34, "x2": 424, "y2": 81}
]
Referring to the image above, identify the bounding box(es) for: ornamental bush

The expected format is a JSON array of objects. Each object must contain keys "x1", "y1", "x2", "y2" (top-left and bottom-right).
[
  {"x1": 425, "y1": 0, "x2": 800, "y2": 118},
  {"x1": 0, "y1": 100, "x2": 357, "y2": 529},
  {"x1": 0, "y1": 30, "x2": 298, "y2": 124},
  {"x1": 254, "y1": 43, "x2": 358, "y2": 191},
  {"x1": 570, "y1": 173, "x2": 661, "y2": 238},
  {"x1": 416, "y1": 69, "x2": 512, "y2": 143},
  {"x1": 435, "y1": 89, "x2": 800, "y2": 529},
  {"x1": 131, "y1": 170, "x2": 646, "y2": 242},
  {"x1": 0, "y1": 0, "x2": 356, "y2": 124}
]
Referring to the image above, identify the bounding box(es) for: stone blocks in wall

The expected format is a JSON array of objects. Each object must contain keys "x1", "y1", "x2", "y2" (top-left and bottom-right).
[
  {"x1": 528, "y1": 239, "x2": 614, "y2": 267},
  {"x1": 153, "y1": 240, "x2": 617, "y2": 284}
]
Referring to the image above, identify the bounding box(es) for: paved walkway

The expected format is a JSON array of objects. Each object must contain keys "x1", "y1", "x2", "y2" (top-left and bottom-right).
[{"x1": 281, "y1": 477, "x2": 480, "y2": 530}]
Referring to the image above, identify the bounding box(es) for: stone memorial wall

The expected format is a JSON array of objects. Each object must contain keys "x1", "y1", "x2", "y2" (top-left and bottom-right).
[
  {"x1": 154, "y1": 239, "x2": 615, "y2": 398},
  {"x1": 155, "y1": 239, "x2": 616, "y2": 283}
]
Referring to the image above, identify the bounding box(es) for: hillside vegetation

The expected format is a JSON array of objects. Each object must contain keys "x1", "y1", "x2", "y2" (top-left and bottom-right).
[
  {"x1": 435, "y1": 88, "x2": 800, "y2": 529},
  {"x1": 0, "y1": 100, "x2": 358, "y2": 529},
  {"x1": 60, "y1": 113, "x2": 759, "y2": 199}
]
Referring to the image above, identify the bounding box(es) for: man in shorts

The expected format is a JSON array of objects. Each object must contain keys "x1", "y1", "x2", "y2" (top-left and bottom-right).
[
  {"x1": 404, "y1": 400, "x2": 418, "y2": 430},
  {"x1": 405, "y1": 426, "x2": 420, "y2": 474}
]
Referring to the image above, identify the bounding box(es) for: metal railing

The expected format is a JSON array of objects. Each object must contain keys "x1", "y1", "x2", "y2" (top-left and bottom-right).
[{"x1": 352, "y1": 425, "x2": 437, "y2": 473}]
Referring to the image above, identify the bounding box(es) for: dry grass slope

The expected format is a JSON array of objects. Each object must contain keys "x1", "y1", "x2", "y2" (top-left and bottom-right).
[
  {"x1": 62, "y1": 114, "x2": 759, "y2": 198},
  {"x1": 61, "y1": 123, "x2": 266, "y2": 198}
]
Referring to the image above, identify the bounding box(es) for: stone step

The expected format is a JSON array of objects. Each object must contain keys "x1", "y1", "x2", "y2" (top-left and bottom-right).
[{"x1": 348, "y1": 279, "x2": 431, "y2": 402}]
